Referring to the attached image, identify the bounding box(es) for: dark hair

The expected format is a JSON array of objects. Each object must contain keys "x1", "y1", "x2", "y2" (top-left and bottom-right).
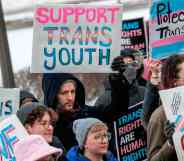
[
  {"x1": 161, "y1": 54, "x2": 184, "y2": 89},
  {"x1": 25, "y1": 106, "x2": 58, "y2": 126},
  {"x1": 121, "y1": 48, "x2": 143, "y2": 60}
]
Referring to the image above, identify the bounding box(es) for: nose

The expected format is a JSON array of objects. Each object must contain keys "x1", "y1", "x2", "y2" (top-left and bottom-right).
[
  {"x1": 101, "y1": 137, "x2": 109, "y2": 144},
  {"x1": 47, "y1": 124, "x2": 53, "y2": 131},
  {"x1": 67, "y1": 92, "x2": 74, "y2": 100}
]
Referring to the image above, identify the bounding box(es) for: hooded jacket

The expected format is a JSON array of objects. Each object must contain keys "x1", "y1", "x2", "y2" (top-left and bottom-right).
[
  {"x1": 42, "y1": 73, "x2": 126, "y2": 150},
  {"x1": 42, "y1": 73, "x2": 85, "y2": 110},
  {"x1": 66, "y1": 146, "x2": 118, "y2": 161}
]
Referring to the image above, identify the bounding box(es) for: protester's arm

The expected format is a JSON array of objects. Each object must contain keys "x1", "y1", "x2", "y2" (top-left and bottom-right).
[
  {"x1": 95, "y1": 73, "x2": 129, "y2": 123},
  {"x1": 142, "y1": 81, "x2": 160, "y2": 129},
  {"x1": 95, "y1": 56, "x2": 130, "y2": 123}
]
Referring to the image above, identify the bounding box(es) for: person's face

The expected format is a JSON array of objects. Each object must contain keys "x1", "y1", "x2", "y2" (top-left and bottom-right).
[
  {"x1": 26, "y1": 112, "x2": 54, "y2": 143},
  {"x1": 175, "y1": 62, "x2": 184, "y2": 86},
  {"x1": 84, "y1": 125, "x2": 110, "y2": 156},
  {"x1": 57, "y1": 82, "x2": 76, "y2": 112}
]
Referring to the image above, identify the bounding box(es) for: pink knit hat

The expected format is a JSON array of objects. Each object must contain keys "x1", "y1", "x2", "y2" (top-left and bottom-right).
[{"x1": 14, "y1": 135, "x2": 62, "y2": 161}]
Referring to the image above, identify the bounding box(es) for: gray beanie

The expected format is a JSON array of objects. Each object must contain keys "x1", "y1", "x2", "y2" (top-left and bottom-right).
[
  {"x1": 73, "y1": 118, "x2": 105, "y2": 148},
  {"x1": 16, "y1": 102, "x2": 47, "y2": 125}
]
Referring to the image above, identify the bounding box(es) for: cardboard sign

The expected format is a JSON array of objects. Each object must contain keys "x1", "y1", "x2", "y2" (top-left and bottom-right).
[
  {"x1": 31, "y1": 5, "x2": 122, "y2": 73},
  {"x1": 0, "y1": 115, "x2": 28, "y2": 161},
  {"x1": 159, "y1": 85, "x2": 184, "y2": 161},
  {"x1": 150, "y1": 0, "x2": 184, "y2": 60},
  {"x1": 0, "y1": 88, "x2": 19, "y2": 119},
  {"x1": 114, "y1": 101, "x2": 147, "y2": 161},
  {"x1": 121, "y1": 17, "x2": 147, "y2": 57}
]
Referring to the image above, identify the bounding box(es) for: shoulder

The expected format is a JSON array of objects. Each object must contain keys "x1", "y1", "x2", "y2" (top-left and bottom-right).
[
  {"x1": 149, "y1": 106, "x2": 166, "y2": 128},
  {"x1": 66, "y1": 146, "x2": 79, "y2": 161},
  {"x1": 67, "y1": 146, "x2": 89, "y2": 161},
  {"x1": 105, "y1": 151, "x2": 119, "y2": 161},
  {"x1": 149, "y1": 106, "x2": 166, "y2": 122}
]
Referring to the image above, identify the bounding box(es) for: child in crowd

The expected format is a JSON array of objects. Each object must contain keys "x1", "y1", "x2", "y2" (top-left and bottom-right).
[{"x1": 66, "y1": 118, "x2": 118, "y2": 161}]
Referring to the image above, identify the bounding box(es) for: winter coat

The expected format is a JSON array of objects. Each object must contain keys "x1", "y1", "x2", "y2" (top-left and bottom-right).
[
  {"x1": 142, "y1": 81, "x2": 160, "y2": 129},
  {"x1": 42, "y1": 73, "x2": 128, "y2": 150},
  {"x1": 66, "y1": 146, "x2": 118, "y2": 161},
  {"x1": 95, "y1": 79, "x2": 145, "y2": 109},
  {"x1": 95, "y1": 78, "x2": 111, "y2": 107},
  {"x1": 147, "y1": 106, "x2": 178, "y2": 161}
]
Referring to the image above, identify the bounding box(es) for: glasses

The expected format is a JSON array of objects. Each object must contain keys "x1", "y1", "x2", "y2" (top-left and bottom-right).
[
  {"x1": 126, "y1": 60, "x2": 141, "y2": 68},
  {"x1": 93, "y1": 132, "x2": 111, "y2": 142},
  {"x1": 37, "y1": 120, "x2": 55, "y2": 128}
]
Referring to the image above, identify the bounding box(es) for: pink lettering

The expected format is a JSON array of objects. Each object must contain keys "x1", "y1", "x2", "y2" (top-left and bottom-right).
[
  {"x1": 36, "y1": 7, "x2": 49, "y2": 24},
  {"x1": 74, "y1": 8, "x2": 85, "y2": 23},
  {"x1": 97, "y1": 8, "x2": 107, "y2": 23},
  {"x1": 86, "y1": 8, "x2": 96, "y2": 23},
  {"x1": 63, "y1": 7, "x2": 74, "y2": 23},
  {"x1": 108, "y1": 7, "x2": 120, "y2": 24},
  {"x1": 50, "y1": 7, "x2": 62, "y2": 23}
]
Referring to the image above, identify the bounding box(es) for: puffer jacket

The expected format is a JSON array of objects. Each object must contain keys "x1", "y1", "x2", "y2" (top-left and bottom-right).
[{"x1": 66, "y1": 146, "x2": 118, "y2": 161}]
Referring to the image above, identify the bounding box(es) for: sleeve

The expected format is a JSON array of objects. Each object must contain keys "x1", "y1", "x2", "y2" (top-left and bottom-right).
[
  {"x1": 142, "y1": 81, "x2": 160, "y2": 129},
  {"x1": 147, "y1": 110, "x2": 176, "y2": 161},
  {"x1": 94, "y1": 74, "x2": 129, "y2": 123}
]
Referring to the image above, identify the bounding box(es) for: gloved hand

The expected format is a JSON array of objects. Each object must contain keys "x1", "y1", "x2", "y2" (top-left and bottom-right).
[
  {"x1": 164, "y1": 120, "x2": 175, "y2": 146},
  {"x1": 109, "y1": 57, "x2": 129, "y2": 92},
  {"x1": 111, "y1": 56, "x2": 126, "y2": 74}
]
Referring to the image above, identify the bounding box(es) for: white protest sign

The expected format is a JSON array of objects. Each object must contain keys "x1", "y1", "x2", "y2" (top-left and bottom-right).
[
  {"x1": 0, "y1": 115, "x2": 28, "y2": 161},
  {"x1": 31, "y1": 4, "x2": 122, "y2": 73},
  {"x1": 159, "y1": 85, "x2": 184, "y2": 161},
  {"x1": 0, "y1": 88, "x2": 20, "y2": 119}
]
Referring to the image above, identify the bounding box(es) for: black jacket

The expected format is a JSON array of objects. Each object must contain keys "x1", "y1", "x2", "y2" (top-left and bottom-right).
[
  {"x1": 142, "y1": 81, "x2": 160, "y2": 129},
  {"x1": 42, "y1": 73, "x2": 128, "y2": 150}
]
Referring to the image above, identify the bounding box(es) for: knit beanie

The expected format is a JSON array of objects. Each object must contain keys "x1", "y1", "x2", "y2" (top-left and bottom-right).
[
  {"x1": 20, "y1": 90, "x2": 38, "y2": 106},
  {"x1": 16, "y1": 102, "x2": 46, "y2": 125},
  {"x1": 73, "y1": 118, "x2": 105, "y2": 148}
]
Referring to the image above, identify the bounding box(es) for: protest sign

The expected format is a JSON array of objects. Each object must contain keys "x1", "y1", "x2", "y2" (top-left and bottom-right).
[
  {"x1": 31, "y1": 5, "x2": 122, "y2": 73},
  {"x1": 0, "y1": 88, "x2": 19, "y2": 119},
  {"x1": 159, "y1": 85, "x2": 184, "y2": 161},
  {"x1": 0, "y1": 115, "x2": 28, "y2": 161},
  {"x1": 150, "y1": 0, "x2": 184, "y2": 60},
  {"x1": 114, "y1": 101, "x2": 147, "y2": 161},
  {"x1": 121, "y1": 17, "x2": 147, "y2": 57}
]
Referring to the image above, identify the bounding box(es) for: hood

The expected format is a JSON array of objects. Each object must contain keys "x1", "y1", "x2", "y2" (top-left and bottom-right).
[
  {"x1": 66, "y1": 146, "x2": 118, "y2": 161},
  {"x1": 42, "y1": 73, "x2": 85, "y2": 110}
]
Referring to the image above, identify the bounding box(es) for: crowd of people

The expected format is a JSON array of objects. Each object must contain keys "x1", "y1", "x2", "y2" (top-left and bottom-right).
[{"x1": 12, "y1": 48, "x2": 182, "y2": 161}]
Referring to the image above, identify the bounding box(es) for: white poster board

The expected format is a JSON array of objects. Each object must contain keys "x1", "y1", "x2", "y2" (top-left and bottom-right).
[
  {"x1": 0, "y1": 88, "x2": 20, "y2": 120},
  {"x1": 159, "y1": 85, "x2": 184, "y2": 161},
  {"x1": 0, "y1": 115, "x2": 28, "y2": 161},
  {"x1": 31, "y1": 4, "x2": 122, "y2": 73}
]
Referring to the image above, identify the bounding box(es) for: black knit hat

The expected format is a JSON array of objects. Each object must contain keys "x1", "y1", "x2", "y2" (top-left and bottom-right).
[
  {"x1": 20, "y1": 90, "x2": 38, "y2": 107},
  {"x1": 121, "y1": 48, "x2": 143, "y2": 60}
]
